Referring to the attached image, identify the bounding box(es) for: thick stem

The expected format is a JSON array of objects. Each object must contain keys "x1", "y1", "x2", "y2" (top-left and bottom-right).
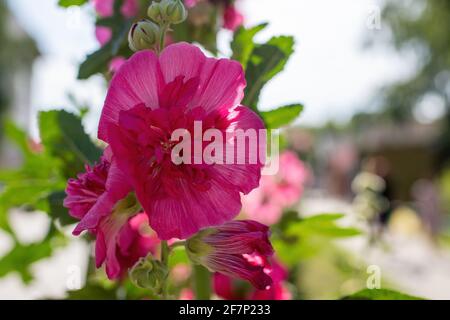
[
  {"x1": 158, "y1": 23, "x2": 169, "y2": 53},
  {"x1": 193, "y1": 265, "x2": 211, "y2": 300}
]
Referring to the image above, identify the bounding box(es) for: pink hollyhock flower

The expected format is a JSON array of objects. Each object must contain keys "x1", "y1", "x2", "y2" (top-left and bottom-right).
[
  {"x1": 92, "y1": 0, "x2": 138, "y2": 18},
  {"x1": 223, "y1": 5, "x2": 243, "y2": 31},
  {"x1": 186, "y1": 220, "x2": 274, "y2": 289},
  {"x1": 98, "y1": 43, "x2": 265, "y2": 240},
  {"x1": 242, "y1": 151, "x2": 309, "y2": 225},
  {"x1": 95, "y1": 26, "x2": 112, "y2": 46},
  {"x1": 64, "y1": 151, "x2": 158, "y2": 279},
  {"x1": 213, "y1": 259, "x2": 291, "y2": 300}
]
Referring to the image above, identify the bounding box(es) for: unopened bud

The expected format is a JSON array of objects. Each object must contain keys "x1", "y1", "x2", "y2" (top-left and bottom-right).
[
  {"x1": 128, "y1": 20, "x2": 160, "y2": 52},
  {"x1": 129, "y1": 255, "x2": 168, "y2": 292},
  {"x1": 147, "y1": 2, "x2": 162, "y2": 23},
  {"x1": 160, "y1": 0, "x2": 187, "y2": 24}
]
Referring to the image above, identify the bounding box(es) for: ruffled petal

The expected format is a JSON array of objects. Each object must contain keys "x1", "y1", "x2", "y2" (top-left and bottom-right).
[
  {"x1": 98, "y1": 50, "x2": 162, "y2": 141},
  {"x1": 73, "y1": 160, "x2": 132, "y2": 235}
]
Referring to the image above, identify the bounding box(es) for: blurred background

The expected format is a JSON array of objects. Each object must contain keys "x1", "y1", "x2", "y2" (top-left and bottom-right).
[{"x1": 1, "y1": 0, "x2": 450, "y2": 299}]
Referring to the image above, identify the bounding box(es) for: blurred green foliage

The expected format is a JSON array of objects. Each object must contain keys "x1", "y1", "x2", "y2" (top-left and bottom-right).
[
  {"x1": 342, "y1": 288, "x2": 424, "y2": 300},
  {"x1": 0, "y1": 110, "x2": 100, "y2": 282}
]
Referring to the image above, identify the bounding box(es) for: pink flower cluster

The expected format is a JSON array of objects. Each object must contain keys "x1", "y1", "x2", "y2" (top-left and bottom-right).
[
  {"x1": 242, "y1": 151, "x2": 310, "y2": 225},
  {"x1": 93, "y1": 0, "x2": 138, "y2": 45},
  {"x1": 92, "y1": 0, "x2": 139, "y2": 73},
  {"x1": 64, "y1": 42, "x2": 273, "y2": 288}
]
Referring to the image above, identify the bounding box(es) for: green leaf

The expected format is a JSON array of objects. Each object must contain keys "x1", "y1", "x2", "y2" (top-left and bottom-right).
[
  {"x1": 78, "y1": 5, "x2": 132, "y2": 79},
  {"x1": 0, "y1": 122, "x2": 65, "y2": 234},
  {"x1": 67, "y1": 284, "x2": 118, "y2": 300},
  {"x1": 274, "y1": 213, "x2": 361, "y2": 266},
  {"x1": 243, "y1": 36, "x2": 295, "y2": 110},
  {"x1": 231, "y1": 23, "x2": 268, "y2": 68},
  {"x1": 260, "y1": 104, "x2": 303, "y2": 128},
  {"x1": 78, "y1": 44, "x2": 115, "y2": 80},
  {"x1": 0, "y1": 242, "x2": 51, "y2": 282},
  {"x1": 342, "y1": 288, "x2": 425, "y2": 300},
  {"x1": 38, "y1": 110, "x2": 102, "y2": 178},
  {"x1": 288, "y1": 214, "x2": 361, "y2": 238},
  {"x1": 58, "y1": 0, "x2": 88, "y2": 7},
  {"x1": 3, "y1": 120, "x2": 32, "y2": 157}
]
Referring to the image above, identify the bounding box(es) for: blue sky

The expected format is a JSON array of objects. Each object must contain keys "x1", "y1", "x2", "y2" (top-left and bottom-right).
[{"x1": 7, "y1": 0, "x2": 416, "y2": 136}]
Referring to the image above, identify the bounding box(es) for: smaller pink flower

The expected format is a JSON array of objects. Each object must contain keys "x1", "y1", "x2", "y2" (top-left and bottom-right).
[
  {"x1": 213, "y1": 259, "x2": 291, "y2": 300},
  {"x1": 186, "y1": 220, "x2": 274, "y2": 289},
  {"x1": 96, "y1": 212, "x2": 159, "y2": 279},
  {"x1": 64, "y1": 150, "x2": 157, "y2": 279},
  {"x1": 120, "y1": 0, "x2": 139, "y2": 18},
  {"x1": 93, "y1": 0, "x2": 114, "y2": 17},
  {"x1": 92, "y1": 0, "x2": 138, "y2": 18},
  {"x1": 242, "y1": 151, "x2": 310, "y2": 225},
  {"x1": 223, "y1": 5, "x2": 243, "y2": 31},
  {"x1": 95, "y1": 26, "x2": 112, "y2": 46}
]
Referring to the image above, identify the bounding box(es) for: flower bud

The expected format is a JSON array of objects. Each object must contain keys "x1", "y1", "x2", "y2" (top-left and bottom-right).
[
  {"x1": 185, "y1": 220, "x2": 275, "y2": 290},
  {"x1": 128, "y1": 20, "x2": 160, "y2": 52},
  {"x1": 147, "y1": 2, "x2": 162, "y2": 23},
  {"x1": 129, "y1": 254, "x2": 168, "y2": 291},
  {"x1": 160, "y1": 0, "x2": 187, "y2": 24}
]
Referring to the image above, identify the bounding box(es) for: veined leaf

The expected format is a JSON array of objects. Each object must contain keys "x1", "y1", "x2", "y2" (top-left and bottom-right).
[
  {"x1": 38, "y1": 110, "x2": 102, "y2": 178},
  {"x1": 261, "y1": 104, "x2": 303, "y2": 128},
  {"x1": 231, "y1": 23, "x2": 268, "y2": 68},
  {"x1": 243, "y1": 36, "x2": 295, "y2": 110},
  {"x1": 78, "y1": 3, "x2": 132, "y2": 79}
]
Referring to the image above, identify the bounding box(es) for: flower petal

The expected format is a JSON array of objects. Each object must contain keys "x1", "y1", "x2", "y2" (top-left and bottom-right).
[
  {"x1": 144, "y1": 178, "x2": 242, "y2": 240},
  {"x1": 98, "y1": 50, "x2": 162, "y2": 141}
]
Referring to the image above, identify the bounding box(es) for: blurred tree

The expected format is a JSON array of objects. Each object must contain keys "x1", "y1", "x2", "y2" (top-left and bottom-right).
[
  {"x1": 372, "y1": 0, "x2": 450, "y2": 168},
  {"x1": 0, "y1": 1, "x2": 39, "y2": 146}
]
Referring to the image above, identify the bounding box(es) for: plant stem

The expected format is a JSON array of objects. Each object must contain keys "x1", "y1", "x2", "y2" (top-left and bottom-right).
[
  {"x1": 161, "y1": 240, "x2": 170, "y2": 299},
  {"x1": 193, "y1": 265, "x2": 211, "y2": 300},
  {"x1": 169, "y1": 241, "x2": 186, "y2": 249},
  {"x1": 158, "y1": 23, "x2": 169, "y2": 53}
]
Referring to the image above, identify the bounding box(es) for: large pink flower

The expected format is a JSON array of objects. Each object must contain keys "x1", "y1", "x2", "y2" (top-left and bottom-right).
[
  {"x1": 64, "y1": 151, "x2": 158, "y2": 279},
  {"x1": 242, "y1": 151, "x2": 309, "y2": 225},
  {"x1": 186, "y1": 220, "x2": 274, "y2": 289},
  {"x1": 98, "y1": 43, "x2": 265, "y2": 240},
  {"x1": 213, "y1": 259, "x2": 291, "y2": 300}
]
